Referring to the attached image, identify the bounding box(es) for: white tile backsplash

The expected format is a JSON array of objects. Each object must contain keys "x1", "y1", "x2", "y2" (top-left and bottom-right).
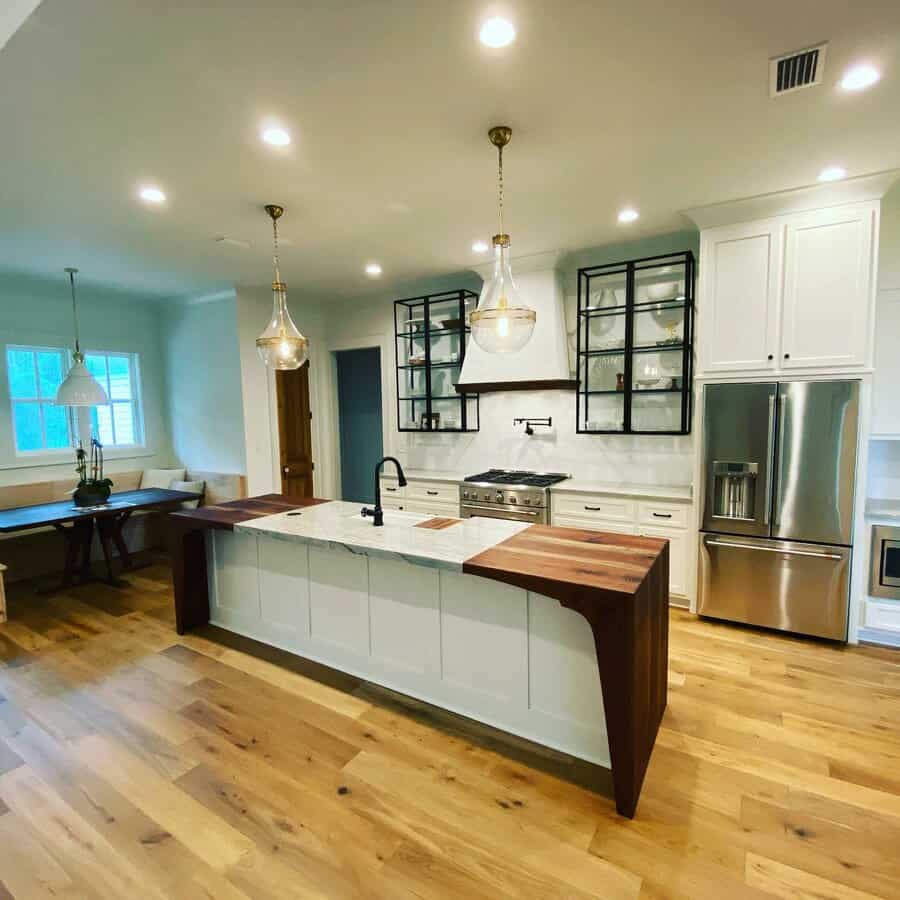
[{"x1": 398, "y1": 389, "x2": 694, "y2": 485}]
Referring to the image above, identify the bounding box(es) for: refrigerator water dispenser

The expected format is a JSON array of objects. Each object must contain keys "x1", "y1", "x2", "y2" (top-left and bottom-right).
[{"x1": 711, "y1": 461, "x2": 758, "y2": 521}]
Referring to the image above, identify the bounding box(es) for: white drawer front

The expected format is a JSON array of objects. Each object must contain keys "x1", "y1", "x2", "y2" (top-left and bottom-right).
[
  {"x1": 380, "y1": 497, "x2": 406, "y2": 512},
  {"x1": 380, "y1": 478, "x2": 406, "y2": 499},
  {"x1": 552, "y1": 514, "x2": 636, "y2": 535},
  {"x1": 637, "y1": 501, "x2": 689, "y2": 529},
  {"x1": 403, "y1": 499, "x2": 459, "y2": 517},
  {"x1": 553, "y1": 494, "x2": 636, "y2": 523},
  {"x1": 406, "y1": 480, "x2": 458, "y2": 505}
]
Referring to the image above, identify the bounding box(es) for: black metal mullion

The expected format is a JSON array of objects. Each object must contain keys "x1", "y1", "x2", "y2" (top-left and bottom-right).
[
  {"x1": 458, "y1": 290, "x2": 468, "y2": 432},
  {"x1": 623, "y1": 263, "x2": 635, "y2": 434}
]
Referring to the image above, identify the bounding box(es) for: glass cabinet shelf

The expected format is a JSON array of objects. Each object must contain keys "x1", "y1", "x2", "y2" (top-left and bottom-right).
[
  {"x1": 576, "y1": 251, "x2": 695, "y2": 435},
  {"x1": 394, "y1": 289, "x2": 479, "y2": 432}
]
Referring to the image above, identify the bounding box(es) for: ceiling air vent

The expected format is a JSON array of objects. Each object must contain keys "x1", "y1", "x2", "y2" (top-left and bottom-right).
[{"x1": 769, "y1": 42, "x2": 827, "y2": 96}]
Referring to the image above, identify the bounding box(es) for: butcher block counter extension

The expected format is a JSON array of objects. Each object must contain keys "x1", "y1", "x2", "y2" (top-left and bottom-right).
[{"x1": 169, "y1": 494, "x2": 669, "y2": 817}]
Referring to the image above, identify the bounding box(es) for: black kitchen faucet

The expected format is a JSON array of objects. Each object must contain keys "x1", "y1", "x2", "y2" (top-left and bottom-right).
[{"x1": 361, "y1": 457, "x2": 407, "y2": 526}]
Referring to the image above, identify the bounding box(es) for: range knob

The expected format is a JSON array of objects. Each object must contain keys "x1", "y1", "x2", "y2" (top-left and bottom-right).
[
  {"x1": 523, "y1": 497, "x2": 531, "y2": 505},
  {"x1": 496, "y1": 491, "x2": 504, "y2": 502},
  {"x1": 509, "y1": 495, "x2": 517, "y2": 504},
  {"x1": 482, "y1": 492, "x2": 491, "y2": 502},
  {"x1": 461, "y1": 490, "x2": 469, "y2": 500}
]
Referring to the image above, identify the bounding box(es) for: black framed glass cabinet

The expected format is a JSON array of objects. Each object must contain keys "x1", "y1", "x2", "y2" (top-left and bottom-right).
[
  {"x1": 576, "y1": 251, "x2": 695, "y2": 434},
  {"x1": 394, "y1": 289, "x2": 480, "y2": 432}
]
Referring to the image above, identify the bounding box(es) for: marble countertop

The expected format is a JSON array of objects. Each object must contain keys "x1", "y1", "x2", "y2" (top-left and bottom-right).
[
  {"x1": 234, "y1": 500, "x2": 529, "y2": 571},
  {"x1": 379, "y1": 468, "x2": 465, "y2": 484},
  {"x1": 550, "y1": 480, "x2": 693, "y2": 501},
  {"x1": 866, "y1": 498, "x2": 900, "y2": 521}
]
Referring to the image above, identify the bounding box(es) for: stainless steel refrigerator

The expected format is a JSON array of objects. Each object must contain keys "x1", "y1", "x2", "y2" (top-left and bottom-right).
[{"x1": 698, "y1": 380, "x2": 859, "y2": 640}]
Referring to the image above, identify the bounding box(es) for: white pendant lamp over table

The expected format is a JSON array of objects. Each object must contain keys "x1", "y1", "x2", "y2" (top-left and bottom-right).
[
  {"x1": 55, "y1": 268, "x2": 109, "y2": 407},
  {"x1": 470, "y1": 126, "x2": 536, "y2": 354},
  {"x1": 256, "y1": 204, "x2": 309, "y2": 370}
]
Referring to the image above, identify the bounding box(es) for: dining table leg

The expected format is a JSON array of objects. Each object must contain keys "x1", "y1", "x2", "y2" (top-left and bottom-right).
[{"x1": 46, "y1": 518, "x2": 95, "y2": 594}]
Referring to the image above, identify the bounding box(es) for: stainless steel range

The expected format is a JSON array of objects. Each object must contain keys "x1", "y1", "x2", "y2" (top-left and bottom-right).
[{"x1": 459, "y1": 469, "x2": 570, "y2": 524}]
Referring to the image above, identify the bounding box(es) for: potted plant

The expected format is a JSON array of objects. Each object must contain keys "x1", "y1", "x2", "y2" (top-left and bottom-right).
[{"x1": 73, "y1": 438, "x2": 113, "y2": 507}]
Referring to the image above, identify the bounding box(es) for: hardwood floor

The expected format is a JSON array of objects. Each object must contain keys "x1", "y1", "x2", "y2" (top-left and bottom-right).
[{"x1": 0, "y1": 558, "x2": 898, "y2": 899}]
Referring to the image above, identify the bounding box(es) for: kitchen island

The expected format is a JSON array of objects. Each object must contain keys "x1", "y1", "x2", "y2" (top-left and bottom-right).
[{"x1": 169, "y1": 495, "x2": 669, "y2": 817}]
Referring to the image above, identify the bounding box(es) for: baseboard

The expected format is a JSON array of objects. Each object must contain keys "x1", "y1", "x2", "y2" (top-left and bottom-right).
[{"x1": 857, "y1": 626, "x2": 900, "y2": 649}]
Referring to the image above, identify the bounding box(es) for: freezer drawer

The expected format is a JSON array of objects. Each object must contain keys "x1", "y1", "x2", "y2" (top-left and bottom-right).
[{"x1": 698, "y1": 533, "x2": 850, "y2": 640}]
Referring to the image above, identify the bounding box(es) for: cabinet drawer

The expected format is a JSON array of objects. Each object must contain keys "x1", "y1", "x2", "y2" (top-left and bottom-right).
[
  {"x1": 553, "y1": 494, "x2": 636, "y2": 523},
  {"x1": 403, "y1": 499, "x2": 459, "y2": 517},
  {"x1": 380, "y1": 478, "x2": 406, "y2": 499},
  {"x1": 637, "y1": 501, "x2": 688, "y2": 529},
  {"x1": 406, "y1": 480, "x2": 458, "y2": 505},
  {"x1": 552, "y1": 514, "x2": 636, "y2": 535},
  {"x1": 380, "y1": 497, "x2": 406, "y2": 511}
]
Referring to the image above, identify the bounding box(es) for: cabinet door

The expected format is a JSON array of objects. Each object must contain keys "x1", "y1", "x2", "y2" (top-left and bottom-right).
[
  {"x1": 699, "y1": 221, "x2": 782, "y2": 374},
  {"x1": 780, "y1": 204, "x2": 875, "y2": 370},
  {"x1": 639, "y1": 526, "x2": 688, "y2": 599}
]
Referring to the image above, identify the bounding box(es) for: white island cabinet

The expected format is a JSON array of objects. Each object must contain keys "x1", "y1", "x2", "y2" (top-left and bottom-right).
[{"x1": 208, "y1": 501, "x2": 612, "y2": 767}]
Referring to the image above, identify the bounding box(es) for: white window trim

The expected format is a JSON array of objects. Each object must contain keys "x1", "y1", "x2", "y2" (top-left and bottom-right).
[
  {"x1": 80, "y1": 349, "x2": 147, "y2": 451},
  {"x1": 6, "y1": 344, "x2": 74, "y2": 456}
]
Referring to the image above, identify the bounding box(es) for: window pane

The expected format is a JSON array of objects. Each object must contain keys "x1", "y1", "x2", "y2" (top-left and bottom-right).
[
  {"x1": 93, "y1": 404, "x2": 114, "y2": 445},
  {"x1": 107, "y1": 355, "x2": 132, "y2": 400},
  {"x1": 112, "y1": 402, "x2": 135, "y2": 445},
  {"x1": 37, "y1": 351, "x2": 64, "y2": 399},
  {"x1": 13, "y1": 402, "x2": 42, "y2": 451},
  {"x1": 85, "y1": 354, "x2": 108, "y2": 384},
  {"x1": 7, "y1": 349, "x2": 37, "y2": 398},
  {"x1": 44, "y1": 403, "x2": 71, "y2": 449}
]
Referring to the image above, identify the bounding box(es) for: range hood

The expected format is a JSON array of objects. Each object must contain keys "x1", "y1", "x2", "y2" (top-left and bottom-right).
[{"x1": 457, "y1": 252, "x2": 576, "y2": 393}]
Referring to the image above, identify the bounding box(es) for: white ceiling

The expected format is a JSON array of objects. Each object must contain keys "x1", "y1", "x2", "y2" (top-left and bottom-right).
[{"x1": 1, "y1": 0, "x2": 899, "y2": 303}]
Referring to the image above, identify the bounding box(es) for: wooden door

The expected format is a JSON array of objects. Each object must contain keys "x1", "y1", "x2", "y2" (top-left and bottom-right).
[
  {"x1": 276, "y1": 363, "x2": 314, "y2": 497},
  {"x1": 780, "y1": 203, "x2": 875, "y2": 371},
  {"x1": 699, "y1": 220, "x2": 782, "y2": 376}
]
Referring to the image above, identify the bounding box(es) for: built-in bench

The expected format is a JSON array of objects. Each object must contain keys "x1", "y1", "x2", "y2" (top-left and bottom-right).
[{"x1": 0, "y1": 468, "x2": 246, "y2": 583}]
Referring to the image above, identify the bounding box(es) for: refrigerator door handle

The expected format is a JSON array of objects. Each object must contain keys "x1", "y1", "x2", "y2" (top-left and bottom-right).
[
  {"x1": 763, "y1": 395, "x2": 776, "y2": 526},
  {"x1": 773, "y1": 393, "x2": 788, "y2": 527},
  {"x1": 703, "y1": 538, "x2": 843, "y2": 561}
]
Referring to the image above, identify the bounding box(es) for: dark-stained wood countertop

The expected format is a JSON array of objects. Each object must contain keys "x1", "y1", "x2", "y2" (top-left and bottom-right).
[
  {"x1": 465, "y1": 524, "x2": 669, "y2": 819},
  {"x1": 169, "y1": 493, "x2": 326, "y2": 531}
]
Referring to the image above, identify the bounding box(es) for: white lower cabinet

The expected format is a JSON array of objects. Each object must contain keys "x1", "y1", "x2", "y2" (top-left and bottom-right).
[
  {"x1": 380, "y1": 476, "x2": 459, "y2": 518},
  {"x1": 552, "y1": 492, "x2": 692, "y2": 605}
]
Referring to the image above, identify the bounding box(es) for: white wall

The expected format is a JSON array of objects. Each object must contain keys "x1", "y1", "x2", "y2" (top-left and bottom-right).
[
  {"x1": 160, "y1": 294, "x2": 247, "y2": 475},
  {"x1": 319, "y1": 232, "x2": 699, "y2": 490},
  {"x1": 0, "y1": 272, "x2": 175, "y2": 486}
]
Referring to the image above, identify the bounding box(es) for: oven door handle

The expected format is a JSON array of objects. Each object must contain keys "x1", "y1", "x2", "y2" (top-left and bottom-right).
[{"x1": 460, "y1": 503, "x2": 542, "y2": 521}]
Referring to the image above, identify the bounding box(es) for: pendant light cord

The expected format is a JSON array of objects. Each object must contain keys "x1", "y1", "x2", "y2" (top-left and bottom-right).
[
  {"x1": 272, "y1": 217, "x2": 282, "y2": 285},
  {"x1": 497, "y1": 143, "x2": 504, "y2": 236},
  {"x1": 67, "y1": 269, "x2": 81, "y2": 354}
]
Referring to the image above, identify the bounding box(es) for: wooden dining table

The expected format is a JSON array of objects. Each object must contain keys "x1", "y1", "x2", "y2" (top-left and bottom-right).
[{"x1": 0, "y1": 487, "x2": 201, "y2": 592}]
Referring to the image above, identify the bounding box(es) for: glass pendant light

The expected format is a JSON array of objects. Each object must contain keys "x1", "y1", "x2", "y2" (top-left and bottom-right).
[
  {"x1": 55, "y1": 268, "x2": 109, "y2": 406},
  {"x1": 470, "y1": 126, "x2": 536, "y2": 354},
  {"x1": 256, "y1": 204, "x2": 309, "y2": 370}
]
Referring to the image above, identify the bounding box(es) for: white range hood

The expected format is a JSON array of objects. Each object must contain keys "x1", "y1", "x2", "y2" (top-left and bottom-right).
[{"x1": 457, "y1": 251, "x2": 575, "y2": 393}]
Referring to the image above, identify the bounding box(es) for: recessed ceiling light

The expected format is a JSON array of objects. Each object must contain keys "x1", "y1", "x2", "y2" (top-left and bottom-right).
[
  {"x1": 138, "y1": 186, "x2": 166, "y2": 205},
  {"x1": 818, "y1": 165, "x2": 847, "y2": 182},
  {"x1": 262, "y1": 127, "x2": 291, "y2": 146},
  {"x1": 840, "y1": 64, "x2": 880, "y2": 91},
  {"x1": 472, "y1": 240, "x2": 489, "y2": 253},
  {"x1": 479, "y1": 16, "x2": 515, "y2": 48},
  {"x1": 365, "y1": 262, "x2": 383, "y2": 277},
  {"x1": 617, "y1": 207, "x2": 639, "y2": 224}
]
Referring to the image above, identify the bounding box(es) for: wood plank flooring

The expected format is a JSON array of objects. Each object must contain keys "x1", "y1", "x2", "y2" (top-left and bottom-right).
[{"x1": 0, "y1": 557, "x2": 898, "y2": 898}]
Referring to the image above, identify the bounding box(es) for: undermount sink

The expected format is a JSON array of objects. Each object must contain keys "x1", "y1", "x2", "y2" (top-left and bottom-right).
[{"x1": 343, "y1": 509, "x2": 424, "y2": 529}]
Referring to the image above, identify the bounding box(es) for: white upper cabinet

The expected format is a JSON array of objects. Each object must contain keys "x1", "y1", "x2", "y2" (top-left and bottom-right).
[
  {"x1": 699, "y1": 220, "x2": 782, "y2": 374},
  {"x1": 780, "y1": 205, "x2": 875, "y2": 370},
  {"x1": 697, "y1": 201, "x2": 879, "y2": 378}
]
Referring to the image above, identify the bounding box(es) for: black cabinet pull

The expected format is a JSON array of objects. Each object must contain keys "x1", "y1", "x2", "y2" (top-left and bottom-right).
[
  {"x1": 767, "y1": 354, "x2": 773, "y2": 360},
  {"x1": 584, "y1": 505, "x2": 604, "y2": 511},
  {"x1": 426, "y1": 490, "x2": 439, "y2": 496},
  {"x1": 652, "y1": 512, "x2": 673, "y2": 519},
  {"x1": 784, "y1": 353, "x2": 790, "y2": 359},
  {"x1": 385, "y1": 486, "x2": 398, "y2": 492}
]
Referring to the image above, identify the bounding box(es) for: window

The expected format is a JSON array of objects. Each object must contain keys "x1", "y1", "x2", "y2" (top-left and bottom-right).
[
  {"x1": 6, "y1": 346, "x2": 72, "y2": 452},
  {"x1": 84, "y1": 352, "x2": 143, "y2": 447}
]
